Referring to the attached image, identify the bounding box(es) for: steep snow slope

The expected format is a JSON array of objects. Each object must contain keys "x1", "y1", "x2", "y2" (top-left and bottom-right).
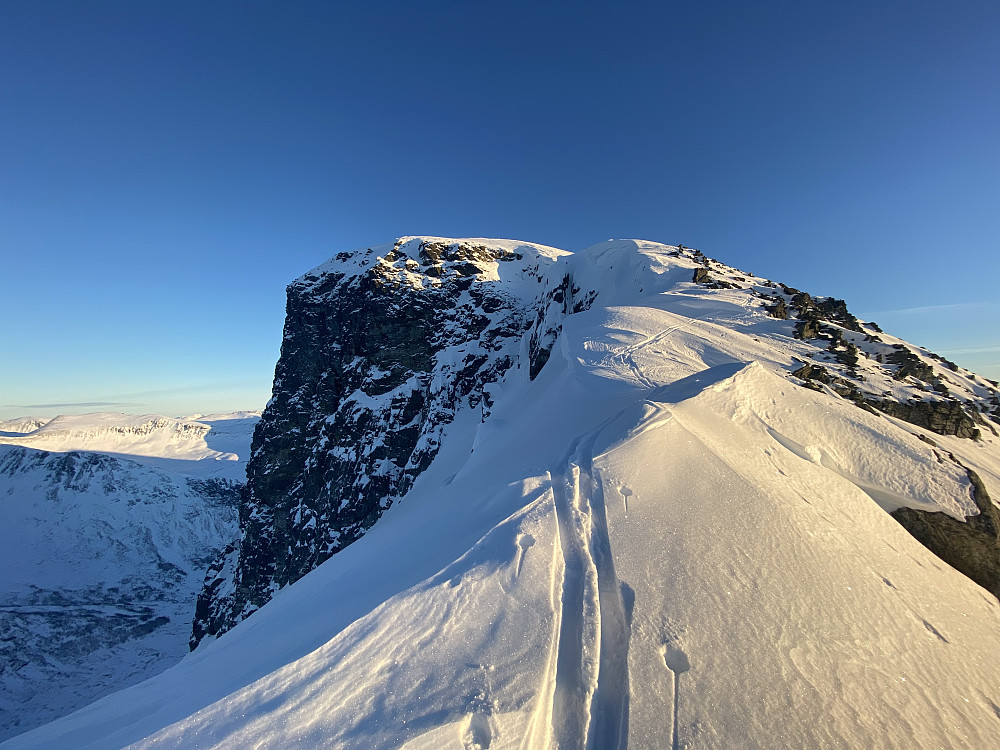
[
  {"x1": 6, "y1": 241, "x2": 1000, "y2": 749},
  {"x1": 0, "y1": 413, "x2": 258, "y2": 742}
]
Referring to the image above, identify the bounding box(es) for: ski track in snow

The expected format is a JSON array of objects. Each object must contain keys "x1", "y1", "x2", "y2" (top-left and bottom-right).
[
  {"x1": 547, "y1": 429, "x2": 630, "y2": 750},
  {"x1": 616, "y1": 318, "x2": 690, "y2": 389},
  {"x1": 614, "y1": 292, "x2": 757, "y2": 390}
]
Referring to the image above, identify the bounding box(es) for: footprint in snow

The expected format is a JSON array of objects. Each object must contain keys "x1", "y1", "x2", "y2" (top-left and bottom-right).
[
  {"x1": 514, "y1": 533, "x2": 535, "y2": 578},
  {"x1": 663, "y1": 643, "x2": 691, "y2": 674},
  {"x1": 620, "y1": 485, "x2": 634, "y2": 514},
  {"x1": 662, "y1": 643, "x2": 691, "y2": 750},
  {"x1": 461, "y1": 711, "x2": 492, "y2": 750}
]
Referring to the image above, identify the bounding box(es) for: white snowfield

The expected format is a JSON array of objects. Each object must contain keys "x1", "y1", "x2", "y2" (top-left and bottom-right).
[
  {"x1": 0, "y1": 412, "x2": 261, "y2": 481},
  {"x1": 6, "y1": 241, "x2": 1000, "y2": 749}
]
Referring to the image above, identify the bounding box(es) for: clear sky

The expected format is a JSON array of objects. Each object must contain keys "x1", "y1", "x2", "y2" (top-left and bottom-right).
[{"x1": 2, "y1": 0, "x2": 998, "y2": 420}]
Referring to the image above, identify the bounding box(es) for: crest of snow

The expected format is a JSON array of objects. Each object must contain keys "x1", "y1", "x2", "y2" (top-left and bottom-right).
[{"x1": 293, "y1": 236, "x2": 570, "y2": 298}]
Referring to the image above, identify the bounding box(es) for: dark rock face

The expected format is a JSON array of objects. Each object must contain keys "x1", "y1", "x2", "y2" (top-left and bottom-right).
[
  {"x1": 192, "y1": 239, "x2": 559, "y2": 645},
  {"x1": 793, "y1": 317, "x2": 824, "y2": 340},
  {"x1": 866, "y1": 398, "x2": 981, "y2": 440},
  {"x1": 791, "y1": 362, "x2": 831, "y2": 385},
  {"x1": 885, "y1": 347, "x2": 936, "y2": 382},
  {"x1": 527, "y1": 272, "x2": 596, "y2": 380},
  {"x1": 769, "y1": 298, "x2": 789, "y2": 319},
  {"x1": 892, "y1": 465, "x2": 1000, "y2": 597},
  {"x1": 189, "y1": 541, "x2": 238, "y2": 650}
]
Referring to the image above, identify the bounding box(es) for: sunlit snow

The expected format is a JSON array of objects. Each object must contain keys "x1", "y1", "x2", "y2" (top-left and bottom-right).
[
  {"x1": 0, "y1": 412, "x2": 259, "y2": 740},
  {"x1": 5, "y1": 241, "x2": 1000, "y2": 749}
]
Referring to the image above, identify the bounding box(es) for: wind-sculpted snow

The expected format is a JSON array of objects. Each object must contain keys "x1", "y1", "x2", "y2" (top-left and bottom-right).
[{"x1": 9, "y1": 239, "x2": 1000, "y2": 749}]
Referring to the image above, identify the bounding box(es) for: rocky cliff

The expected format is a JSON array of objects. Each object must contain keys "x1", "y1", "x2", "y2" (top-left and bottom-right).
[
  {"x1": 191, "y1": 237, "x2": 568, "y2": 645},
  {"x1": 192, "y1": 238, "x2": 1000, "y2": 647}
]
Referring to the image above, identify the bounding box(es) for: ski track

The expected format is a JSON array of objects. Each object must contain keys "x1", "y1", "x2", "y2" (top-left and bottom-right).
[
  {"x1": 548, "y1": 430, "x2": 630, "y2": 749},
  {"x1": 613, "y1": 293, "x2": 757, "y2": 389}
]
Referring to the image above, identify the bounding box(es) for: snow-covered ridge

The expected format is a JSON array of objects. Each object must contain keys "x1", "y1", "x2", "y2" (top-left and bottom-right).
[
  {"x1": 557, "y1": 240, "x2": 998, "y2": 423},
  {"x1": 295, "y1": 235, "x2": 569, "y2": 293},
  {"x1": 0, "y1": 412, "x2": 262, "y2": 480},
  {"x1": 7, "y1": 238, "x2": 1000, "y2": 749},
  {"x1": 0, "y1": 418, "x2": 51, "y2": 437},
  {"x1": 1, "y1": 412, "x2": 211, "y2": 454},
  {"x1": 200, "y1": 236, "x2": 1000, "y2": 644}
]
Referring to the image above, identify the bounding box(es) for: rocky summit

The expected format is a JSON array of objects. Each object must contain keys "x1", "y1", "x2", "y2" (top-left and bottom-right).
[{"x1": 191, "y1": 237, "x2": 570, "y2": 645}]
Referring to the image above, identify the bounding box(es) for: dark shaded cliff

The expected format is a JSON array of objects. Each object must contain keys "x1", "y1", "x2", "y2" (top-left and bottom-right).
[{"x1": 191, "y1": 238, "x2": 564, "y2": 645}]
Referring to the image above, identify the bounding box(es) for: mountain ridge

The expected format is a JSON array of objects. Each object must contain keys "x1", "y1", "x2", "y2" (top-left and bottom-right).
[
  {"x1": 7, "y1": 239, "x2": 1000, "y2": 749},
  {"x1": 0, "y1": 412, "x2": 258, "y2": 742},
  {"x1": 193, "y1": 237, "x2": 1000, "y2": 647}
]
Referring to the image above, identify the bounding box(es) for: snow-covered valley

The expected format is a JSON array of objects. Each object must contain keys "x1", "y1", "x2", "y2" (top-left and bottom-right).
[
  {"x1": 4, "y1": 238, "x2": 1000, "y2": 748},
  {"x1": 0, "y1": 413, "x2": 258, "y2": 741}
]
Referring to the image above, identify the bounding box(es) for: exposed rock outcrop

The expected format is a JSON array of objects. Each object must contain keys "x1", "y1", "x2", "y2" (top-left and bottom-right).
[
  {"x1": 864, "y1": 398, "x2": 981, "y2": 440},
  {"x1": 892, "y1": 464, "x2": 1000, "y2": 597},
  {"x1": 768, "y1": 297, "x2": 789, "y2": 319},
  {"x1": 192, "y1": 238, "x2": 565, "y2": 645}
]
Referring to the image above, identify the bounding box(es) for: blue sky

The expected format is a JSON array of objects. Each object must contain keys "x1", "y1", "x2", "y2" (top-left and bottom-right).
[{"x1": 2, "y1": 0, "x2": 998, "y2": 419}]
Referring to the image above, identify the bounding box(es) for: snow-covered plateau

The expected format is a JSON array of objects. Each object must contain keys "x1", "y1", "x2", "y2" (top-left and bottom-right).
[
  {"x1": 0, "y1": 412, "x2": 259, "y2": 741},
  {"x1": 4, "y1": 238, "x2": 1000, "y2": 749}
]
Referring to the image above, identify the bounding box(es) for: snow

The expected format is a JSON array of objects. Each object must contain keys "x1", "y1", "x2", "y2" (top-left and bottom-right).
[
  {"x1": 0, "y1": 411, "x2": 260, "y2": 481},
  {"x1": 5, "y1": 242, "x2": 1000, "y2": 749},
  {"x1": 0, "y1": 412, "x2": 258, "y2": 741},
  {"x1": 297, "y1": 236, "x2": 569, "y2": 292}
]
